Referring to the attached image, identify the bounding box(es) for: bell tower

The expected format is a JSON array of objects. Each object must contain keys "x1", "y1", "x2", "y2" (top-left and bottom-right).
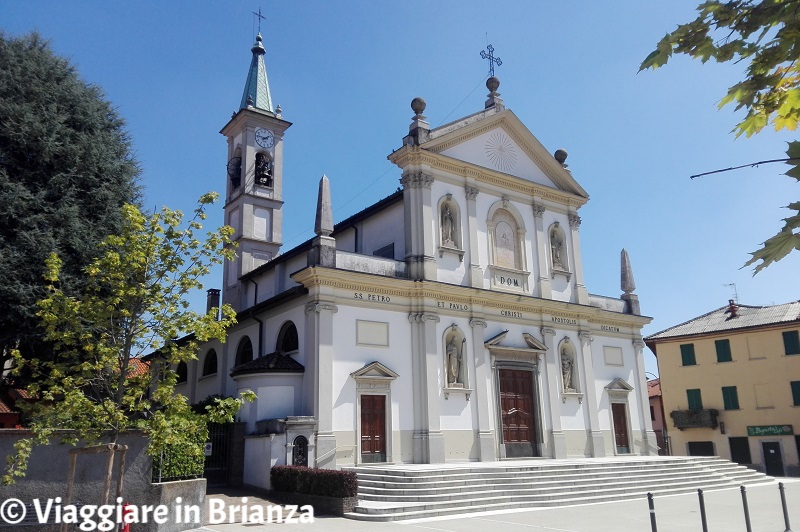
[{"x1": 221, "y1": 32, "x2": 291, "y2": 310}]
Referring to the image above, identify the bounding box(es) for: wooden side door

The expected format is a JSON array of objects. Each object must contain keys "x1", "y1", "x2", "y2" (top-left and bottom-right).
[
  {"x1": 612, "y1": 402, "x2": 630, "y2": 453},
  {"x1": 360, "y1": 394, "x2": 386, "y2": 463}
]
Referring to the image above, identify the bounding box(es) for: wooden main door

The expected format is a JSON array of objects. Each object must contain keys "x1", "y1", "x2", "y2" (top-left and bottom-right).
[
  {"x1": 612, "y1": 402, "x2": 630, "y2": 454},
  {"x1": 360, "y1": 394, "x2": 386, "y2": 463},
  {"x1": 499, "y1": 369, "x2": 539, "y2": 457}
]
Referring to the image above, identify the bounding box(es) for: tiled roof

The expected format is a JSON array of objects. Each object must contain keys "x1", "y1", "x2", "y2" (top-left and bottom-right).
[
  {"x1": 645, "y1": 300, "x2": 800, "y2": 341},
  {"x1": 0, "y1": 396, "x2": 14, "y2": 414},
  {"x1": 647, "y1": 378, "x2": 661, "y2": 398},
  {"x1": 127, "y1": 358, "x2": 150, "y2": 377},
  {"x1": 230, "y1": 352, "x2": 305, "y2": 377}
]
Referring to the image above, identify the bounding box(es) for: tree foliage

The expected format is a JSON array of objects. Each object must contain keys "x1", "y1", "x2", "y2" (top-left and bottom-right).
[
  {"x1": 3, "y1": 194, "x2": 255, "y2": 484},
  {"x1": 640, "y1": 0, "x2": 800, "y2": 272},
  {"x1": 0, "y1": 32, "x2": 141, "y2": 371}
]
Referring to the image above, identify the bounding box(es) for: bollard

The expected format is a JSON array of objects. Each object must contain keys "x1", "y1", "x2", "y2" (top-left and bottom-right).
[
  {"x1": 698, "y1": 489, "x2": 708, "y2": 532},
  {"x1": 741, "y1": 485, "x2": 752, "y2": 532},
  {"x1": 779, "y1": 482, "x2": 793, "y2": 532},
  {"x1": 647, "y1": 492, "x2": 658, "y2": 532}
]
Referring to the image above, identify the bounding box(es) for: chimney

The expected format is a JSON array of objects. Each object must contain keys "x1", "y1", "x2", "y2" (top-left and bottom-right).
[
  {"x1": 206, "y1": 289, "x2": 221, "y2": 320},
  {"x1": 725, "y1": 299, "x2": 738, "y2": 319}
]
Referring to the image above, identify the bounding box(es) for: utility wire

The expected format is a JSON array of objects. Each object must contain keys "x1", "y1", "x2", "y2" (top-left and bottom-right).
[{"x1": 690, "y1": 157, "x2": 800, "y2": 179}]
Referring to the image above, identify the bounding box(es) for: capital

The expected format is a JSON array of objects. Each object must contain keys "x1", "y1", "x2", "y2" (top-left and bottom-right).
[
  {"x1": 469, "y1": 318, "x2": 488, "y2": 329},
  {"x1": 464, "y1": 185, "x2": 479, "y2": 200},
  {"x1": 568, "y1": 214, "x2": 582, "y2": 229},
  {"x1": 532, "y1": 203, "x2": 545, "y2": 218},
  {"x1": 540, "y1": 326, "x2": 556, "y2": 337},
  {"x1": 305, "y1": 302, "x2": 338, "y2": 314}
]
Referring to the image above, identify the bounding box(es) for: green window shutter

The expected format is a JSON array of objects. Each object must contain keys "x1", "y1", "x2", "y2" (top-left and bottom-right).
[
  {"x1": 687, "y1": 389, "x2": 703, "y2": 410},
  {"x1": 722, "y1": 386, "x2": 739, "y2": 410},
  {"x1": 715, "y1": 339, "x2": 732, "y2": 362},
  {"x1": 791, "y1": 381, "x2": 800, "y2": 407},
  {"x1": 783, "y1": 331, "x2": 800, "y2": 355},
  {"x1": 680, "y1": 344, "x2": 697, "y2": 366}
]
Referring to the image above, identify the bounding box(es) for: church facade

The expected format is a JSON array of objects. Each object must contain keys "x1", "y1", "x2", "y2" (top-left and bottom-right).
[{"x1": 176, "y1": 33, "x2": 656, "y2": 488}]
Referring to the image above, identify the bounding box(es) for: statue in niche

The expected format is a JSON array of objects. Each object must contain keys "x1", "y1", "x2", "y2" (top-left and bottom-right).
[
  {"x1": 441, "y1": 204, "x2": 455, "y2": 246},
  {"x1": 446, "y1": 334, "x2": 464, "y2": 387},
  {"x1": 550, "y1": 222, "x2": 565, "y2": 270},
  {"x1": 560, "y1": 339, "x2": 576, "y2": 391}
]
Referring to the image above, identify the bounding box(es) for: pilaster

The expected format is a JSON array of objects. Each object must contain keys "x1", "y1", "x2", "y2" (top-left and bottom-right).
[
  {"x1": 532, "y1": 200, "x2": 552, "y2": 298},
  {"x1": 409, "y1": 312, "x2": 445, "y2": 463},
  {"x1": 578, "y1": 331, "x2": 604, "y2": 457},
  {"x1": 541, "y1": 327, "x2": 567, "y2": 458},
  {"x1": 470, "y1": 317, "x2": 496, "y2": 461},
  {"x1": 465, "y1": 185, "x2": 484, "y2": 287},
  {"x1": 633, "y1": 338, "x2": 658, "y2": 455},
  {"x1": 304, "y1": 301, "x2": 338, "y2": 468},
  {"x1": 401, "y1": 171, "x2": 437, "y2": 280},
  {"x1": 568, "y1": 212, "x2": 589, "y2": 304}
]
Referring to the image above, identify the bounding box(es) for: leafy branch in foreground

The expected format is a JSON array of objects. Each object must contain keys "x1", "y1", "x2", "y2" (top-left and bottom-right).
[
  {"x1": 3, "y1": 193, "x2": 255, "y2": 484},
  {"x1": 640, "y1": 0, "x2": 800, "y2": 271}
]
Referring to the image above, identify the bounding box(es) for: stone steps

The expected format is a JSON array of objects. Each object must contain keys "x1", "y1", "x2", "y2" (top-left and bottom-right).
[{"x1": 343, "y1": 457, "x2": 772, "y2": 521}]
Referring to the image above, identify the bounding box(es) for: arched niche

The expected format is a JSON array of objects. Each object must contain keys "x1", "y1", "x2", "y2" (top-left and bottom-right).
[
  {"x1": 486, "y1": 198, "x2": 529, "y2": 292},
  {"x1": 443, "y1": 325, "x2": 470, "y2": 398},
  {"x1": 558, "y1": 336, "x2": 579, "y2": 394},
  {"x1": 438, "y1": 194, "x2": 464, "y2": 261},
  {"x1": 549, "y1": 221, "x2": 570, "y2": 276}
]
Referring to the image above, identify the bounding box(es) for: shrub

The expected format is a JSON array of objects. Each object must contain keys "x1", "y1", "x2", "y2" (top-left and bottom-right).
[{"x1": 271, "y1": 465, "x2": 357, "y2": 498}]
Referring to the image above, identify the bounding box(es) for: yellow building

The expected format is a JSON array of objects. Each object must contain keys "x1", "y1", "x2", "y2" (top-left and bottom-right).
[{"x1": 645, "y1": 300, "x2": 800, "y2": 477}]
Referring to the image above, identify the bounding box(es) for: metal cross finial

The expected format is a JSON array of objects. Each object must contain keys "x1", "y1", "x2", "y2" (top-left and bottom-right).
[
  {"x1": 252, "y1": 8, "x2": 267, "y2": 33},
  {"x1": 480, "y1": 44, "x2": 502, "y2": 78}
]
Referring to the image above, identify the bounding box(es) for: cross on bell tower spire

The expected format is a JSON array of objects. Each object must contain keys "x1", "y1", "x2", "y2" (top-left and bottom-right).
[{"x1": 252, "y1": 8, "x2": 267, "y2": 33}]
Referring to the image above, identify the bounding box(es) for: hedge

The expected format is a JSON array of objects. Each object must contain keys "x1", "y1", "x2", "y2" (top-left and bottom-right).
[{"x1": 271, "y1": 465, "x2": 358, "y2": 498}]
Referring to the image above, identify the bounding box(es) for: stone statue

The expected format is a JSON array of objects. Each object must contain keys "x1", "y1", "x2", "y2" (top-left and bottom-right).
[
  {"x1": 446, "y1": 335, "x2": 462, "y2": 386},
  {"x1": 550, "y1": 223, "x2": 565, "y2": 270},
  {"x1": 561, "y1": 352, "x2": 574, "y2": 391},
  {"x1": 441, "y1": 205, "x2": 454, "y2": 245}
]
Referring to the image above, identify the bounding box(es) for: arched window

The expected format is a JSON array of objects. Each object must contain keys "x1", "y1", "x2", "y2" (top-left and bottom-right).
[
  {"x1": 202, "y1": 349, "x2": 218, "y2": 376},
  {"x1": 276, "y1": 322, "x2": 299, "y2": 355},
  {"x1": 255, "y1": 152, "x2": 273, "y2": 188},
  {"x1": 235, "y1": 336, "x2": 253, "y2": 366},
  {"x1": 176, "y1": 362, "x2": 188, "y2": 383},
  {"x1": 228, "y1": 147, "x2": 242, "y2": 189}
]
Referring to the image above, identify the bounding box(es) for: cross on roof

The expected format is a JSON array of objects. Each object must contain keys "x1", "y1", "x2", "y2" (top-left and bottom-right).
[
  {"x1": 252, "y1": 8, "x2": 267, "y2": 34},
  {"x1": 480, "y1": 44, "x2": 502, "y2": 78}
]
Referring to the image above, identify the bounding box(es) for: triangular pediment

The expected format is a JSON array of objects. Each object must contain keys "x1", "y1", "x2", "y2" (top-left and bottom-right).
[
  {"x1": 422, "y1": 110, "x2": 588, "y2": 198},
  {"x1": 605, "y1": 378, "x2": 634, "y2": 393},
  {"x1": 350, "y1": 361, "x2": 399, "y2": 380}
]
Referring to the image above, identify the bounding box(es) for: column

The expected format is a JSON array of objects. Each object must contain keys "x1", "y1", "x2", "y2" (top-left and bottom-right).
[
  {"x1": 541, "y1": 326, "x2": 567, "y2": 458},
  {"x1": 568, "y1": 213, "x2": 589, "y2": 305},
  {"x1": 465, "y1": 185, "x2": 483, "y2": 287},
  {"x1": 578, "y1": 331, "x2": 605, "y2": 457},
  {"x1": 470, "y1": 317, "x2": 496, "y2": 461},
  {"x1": 633, "y1": 338, "x2": 658, "y2": 455},
  {"x1": 532, "y1": 200, "x2": 552, "y2": 298},
  {"x1": 305, "y1": 301, "x2": 338, "y2": 468}
]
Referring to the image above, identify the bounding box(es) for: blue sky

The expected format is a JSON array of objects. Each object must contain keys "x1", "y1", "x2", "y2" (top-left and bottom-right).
[{"x1": 3, "y1": 1, "x2": 798, "y2": 375}]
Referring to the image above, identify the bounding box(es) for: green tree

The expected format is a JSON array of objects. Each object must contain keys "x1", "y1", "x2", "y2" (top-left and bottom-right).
[
  {"x1": 640, "y1": 0, "x2": 800, "y2": 272},
  {"x1": 0, "y1": 32, "x2": 141, "y2": 372},
  {"x1": 3, "y1": 194, "x2": 254, "y2": 484}
]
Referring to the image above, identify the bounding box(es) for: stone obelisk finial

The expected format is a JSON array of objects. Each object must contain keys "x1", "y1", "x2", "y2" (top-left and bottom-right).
[
  {"x1": 620, "y1": 249, "x2": 640, "y2": 315},
  {"x1": 309, "y1": 175, "x2": 336, "y2": 267}
]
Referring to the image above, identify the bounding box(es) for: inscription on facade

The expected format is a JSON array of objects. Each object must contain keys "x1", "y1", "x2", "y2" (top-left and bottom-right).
[
  {"x1": 552, "y1": 316, "x2": 577, "y2": 326},
  {"x1": 501, "y1": 310, "x2": 523, "y2": 319},
  {"x1": 437, "y1": 301, "x2": 470, "y2": 311},
  {"x1": 353, "y1": 292, "x2": 391, "y2": 303},
  {"x1": 601, "y1": 325, "x2": 621, "y2": 333}
]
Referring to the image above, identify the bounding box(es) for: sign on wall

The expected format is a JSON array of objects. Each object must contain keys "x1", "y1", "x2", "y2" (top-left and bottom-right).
[{"x1": 747, "y1": 425, "x2": 793, "y2": 437}]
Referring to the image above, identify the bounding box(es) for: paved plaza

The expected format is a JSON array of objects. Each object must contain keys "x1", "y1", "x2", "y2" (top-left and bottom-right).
[{"x1": 191, "y1": 477, "x2": 799, "y2": 532}]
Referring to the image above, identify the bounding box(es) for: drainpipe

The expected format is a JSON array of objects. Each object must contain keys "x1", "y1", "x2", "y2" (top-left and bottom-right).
[{"x1": 248, "y1": 278, "x2": 264, "y2": 357}]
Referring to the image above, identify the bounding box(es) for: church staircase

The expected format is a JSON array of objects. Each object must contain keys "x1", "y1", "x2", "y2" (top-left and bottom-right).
[{"x1": 343, "y1": 456, "x2": 772, "y2": 521}]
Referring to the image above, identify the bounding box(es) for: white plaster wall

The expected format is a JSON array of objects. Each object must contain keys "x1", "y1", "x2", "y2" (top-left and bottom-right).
[
  {"x1": 440, "y1": 129, "x2": 556, "y2": 187},
  {"x1": 437, "y1": 317, "x2": 479, "y2": 431},
  {"x1": 592, "y1": 335, "x2": 640, "y2": 431},
  {"x1": 358, "y1": 201, "x2": 405, "y2": 258},
  {"x1": 330, "y1": 305, "x2": 414, "y2": 433}
]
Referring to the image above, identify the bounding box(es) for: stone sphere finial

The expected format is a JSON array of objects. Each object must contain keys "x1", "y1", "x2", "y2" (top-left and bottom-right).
[
  {"x1": 411, "y1": 97, "x2": 427, "y2": 116},
  {"x1": 486, "y1": 76, "x2": 500, "y2": 93},
  {"x1": 554, "y1": 148, "x2": 568, "y2": 165}
]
